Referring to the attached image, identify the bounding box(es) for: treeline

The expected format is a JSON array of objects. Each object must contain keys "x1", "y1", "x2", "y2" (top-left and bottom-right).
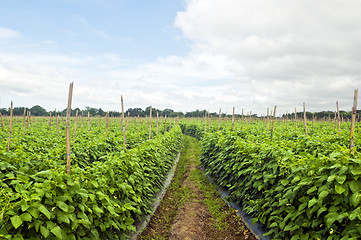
[{"x1": 0, "y1": 105, "x2": 359, "y2": 119}]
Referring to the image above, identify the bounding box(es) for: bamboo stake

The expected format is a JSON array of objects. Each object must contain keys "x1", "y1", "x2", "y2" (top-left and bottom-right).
[
  {"x1": 23, "y1": 108, "x2": 26, "y2": 135},
  {"x1": 105, "y1": 112, "x2": 109, "y2": 138},
  {"x1": 241, "y1": 109, "x2": 244, "y2": 130},
  {"x1": 204, "y1": 112, "x2": 207, "y2": 133},
  {"x1": 312, "y1": 112, "x2": 315, "y2": 131},
  {"x1": 57, "y1": 114, "x2": 59, "y2": 138},
  {"x1": 157, "y1": 112, "x2": 159, "y2": 136},
  {"x1": 270, "y1": 106, "x2": 277, "y2": 140},
  {"x1": 88, "y1": 112, "x2": 90, "y2": 134},
  {"x1": 73, "y1": 110, "x2": 78, "y2": 141},
  {"x1": 350, "y1": 89, "x2": 358, "y2": 154},
  {"x1": 232, "y1": 107, "x2": 235, "y2": 132},
  {"x1": 27, "y1": 111, "x2": 31, "y2": 133},
  {"x1": 66, "y1": 82, "x2": 74, "y2": 175},
  {"x1": 303, "y1": 103, "x2": 308, "y2": 136},
  {"x1": 218, "y1": 108, "x2": 221, "y2": 131},
  {"x1": 98, "y1": 115, "x2": 100, "y2": 130},
  {"x1": 249, "y1": 111, "x2": 252, "y2": 125},
  {"x1": 149, "y1": 106, "x2": 152, "y2": 140},
  {"x1": 0, "y1": 112, "x2": 3, "y2": 130},
  {"x1": 80, "y1": 112, "x2": 83, "y2": 131},
  {"x1": 334, "y1": 111, "x2": 337, "y2": 131},
  {"x1": 7, "y1": 101, "x2": 13, "y2": 152},
  {"x1": 164, "y1": 115, "x2": 167, "y2": 132},
  {"x1": 121, "y1": 95, "x2": 126, "y2": 152},
  {"x1": 49, "y1": 111, "x2": 52, "y2": 130},
  {"x1": 336, "y1": 101, "x2": 341, "y2": 132},
  {"x1": 294, "y1": 107, "x2": 297, "y2": 131},
  {"x1": 267, "y1": 107, "x2": 270, "y2": 134}
]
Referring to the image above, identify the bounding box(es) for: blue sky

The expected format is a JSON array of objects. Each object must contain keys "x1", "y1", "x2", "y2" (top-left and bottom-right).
[
  {"x1": 1, "y1": 0, "x2": 361, "y2": 115},
  {"x1": 0, "y1": 0, "x2": 188, "y2": 60}
]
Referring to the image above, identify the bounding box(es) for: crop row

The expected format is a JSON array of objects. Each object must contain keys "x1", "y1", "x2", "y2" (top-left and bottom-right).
[
  {"x1": 0, "y1": 118, "x2": 182, "y2": 239},
  {"x1": 181, "y1": 120, "x2": 361, "y2": 240}
]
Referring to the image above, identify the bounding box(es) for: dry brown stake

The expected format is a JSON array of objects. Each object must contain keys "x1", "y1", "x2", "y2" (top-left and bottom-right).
[
  {"x1": 7, "y1": 101, "x2": 13, "y2": 152},
  {"x1": 66, "y1": 82, "x2": 74, "y2": 175}
]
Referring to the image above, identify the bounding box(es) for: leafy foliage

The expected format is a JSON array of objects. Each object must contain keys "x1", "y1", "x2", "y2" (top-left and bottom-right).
[
  {"x1": 193, "y1": 120, "x2": 361, "y2": 240},
  {"x1": 0, "y1": 118, "x2": 182, "y2": 239}
]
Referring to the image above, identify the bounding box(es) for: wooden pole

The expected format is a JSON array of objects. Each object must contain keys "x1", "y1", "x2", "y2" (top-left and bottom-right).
[
  {"x1": 336, "y1": 101, "x2": 341, "y2": 132},
  {"x1": 294, "y1": 107, "x2": 297, "y2": 131},
  {"x1": 218, "y1": 108, "x2": 221, "y2": 131},
  {"x1": 105, "y1": 112, "x2": 109, "y2": 138},
  {"x1": 350, "y1": 89, "x2": 358, "y2": 154},
  {"x1": 57, "y1": 114, "x2": 60, "y2": 138},
  {"x1": 88, "y1": 112, "x2": 90, "y2": 134},
  {"x1": 149, "y1": 106, "x2": 152, "y2": 140},
  {"x1": 232, "y1": 107, "x2": 235, "y2": 132},
  {"x1": 0, "y1": 112, "x2": 3, "y2": 130},
  {"x1": 121, "y1": 95, "x2": 126, "y2": 152},
  {"x1": 98, "y1": 115, "x2": 100, "y2": 130},
  {"x1": 23, "y1": 108, "x2": 26, "y2": 135},
  {"x1": 312, "y1": 112, "x2": 315, "y2": 131},
  {"x1": 49, "y1": 111, "x2": 52, "y2": 130},
  {"x1": 73, "y1": 110, "x2": 78, "y2": 141},
  {"x1": 303, "y1": 103, "x2": 308, "y2": 136},
  {"x1": 7, "y1": 101, "x2": 13, "y2": 152},
  {"x1": 241, "y1": 109, "x2": 244, "y2": 130},
  {"x1": 66, "y1": 82, "x2": 74, "y2": 175},
  {"x1": 164, "y1": 115, "x2": 167, "y2": 132},
  {"x1": 156, "y1": 112, "x2": 159, "y2": 136},
  {"x1": 267, "y1": 107, "x2": 269, "y2": 134},
  {"x1": 27, "y1": 111, "x2": 31, "y2": 133},
  {"x1": 271, "y1": 106, "x2": 277, "y2": 140},
  {"x1": 204, "y1": 112, "x2": 207, "y2": 133}
]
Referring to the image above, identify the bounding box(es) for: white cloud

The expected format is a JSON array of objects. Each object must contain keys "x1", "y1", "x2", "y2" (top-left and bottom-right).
[
  {"x1": 2, "y1": 0, "x2": 361, "y2": 115},
  {"x1": 172, "y1": 0, "x2": 361, "y2": 114},
  {"x1": 0, "y1": 27, "x2": 22, "y2": 39}
]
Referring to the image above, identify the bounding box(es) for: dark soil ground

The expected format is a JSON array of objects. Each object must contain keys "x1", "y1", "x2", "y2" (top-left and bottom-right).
[{"x1": 137, "y1": 136, "x2": 257, "y2": 240}]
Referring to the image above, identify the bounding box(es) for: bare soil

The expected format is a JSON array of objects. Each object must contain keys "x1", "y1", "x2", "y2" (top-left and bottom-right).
[{"x1": 138, "y1": 139, "x2": 257, "y2": 240}]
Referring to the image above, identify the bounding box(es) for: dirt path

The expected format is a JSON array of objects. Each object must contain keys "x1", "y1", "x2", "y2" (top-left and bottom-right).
[
  {"x1": 168, "y1": 162, "x2": 213, "y2": 240},
  {"x1": 138, "y1": 136, "x2": 257, "y2": 240}
]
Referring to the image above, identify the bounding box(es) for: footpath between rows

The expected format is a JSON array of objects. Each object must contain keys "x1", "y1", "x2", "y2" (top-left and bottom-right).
[{"x1": 137, "y1": 135, "x2": 257, "y2": 240}]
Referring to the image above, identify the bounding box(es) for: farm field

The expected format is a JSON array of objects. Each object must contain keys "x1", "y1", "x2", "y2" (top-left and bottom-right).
[
  {"x1": 181, "y1": 115, "x2": 361, "y2": 240},
  {"x1": 1, "y1": 108, "x2": 361, "y2": 240},
  {"x1": 0, "y1": 115, "x2": 182, "y2": 239}
]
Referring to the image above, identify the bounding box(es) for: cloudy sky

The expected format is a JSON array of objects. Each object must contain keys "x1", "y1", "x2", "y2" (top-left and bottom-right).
[{"x1": 1, "y1": 0, "x2": 360, "y2": 115}]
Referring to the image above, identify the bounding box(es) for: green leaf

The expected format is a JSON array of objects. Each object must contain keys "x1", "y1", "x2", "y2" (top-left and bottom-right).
[
  {"x1": 351, "y1": 192, "x2": 361, "y2": 207},
  {"x1": 351, "y1": 168, "x2": 361, "y2": 175},
  {"x1": 319, "y1": 190, "x2": 329, "y2": 200},
  {"x1": 28, "y1": 208, "x2": 39, "y2": 219},
  {"x1": 124, "y1": 203, "x2": 136, "y2": 211},
  {"x1": 56, "y1": 201, "x2": 68, "y2": 212},
  {"x1": 308, "y1": 198, "x2": 317, "y2": 208},
  {"x1": 335, "y1": 185, "x2": 346, "y2": 194},
  {"x1": 38, "y1": 204, "x2": 51, "y2": 219},
  {"x1": 20, "y1": 213, "x2": 32, "y2": 222},
  {"x1": 57, "y1": 214, "x2": 70, "y2": 224},
  {"x1": 10, "y1": 215, "x2": 23, "y2": 229},
  {"x1": 317, "y1": 206, "x2": 327, "y2": 217},
  {"x1": 51, "y1": 226, "x2": 63, "y2": 239},
  {"x1": 307, "y1": 186, "x2": 317, "y2": 194},
  {"x1": 280, "y1": 179, "x2": 289, "y2": 186},
  {"x1": 327, "y1": 175, "x2": 336, "y2": 182},
  {"x1": 251, "y1": 218, "x2": 258, "y2": 225},
  {"x1": 40, "y1": 225, "x2": 50, "y2": 238},
  {"x1": 336, "y1": 175, "x2": 347, "y2": 185},
  {"x1": 326, "y1": 212, "x2": 338, "y2": 228},
  {"x1": 349, "y1": 180, "x2": 361, "y2": 193}
]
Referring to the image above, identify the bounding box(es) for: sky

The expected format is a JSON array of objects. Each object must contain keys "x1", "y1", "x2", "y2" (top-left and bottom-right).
[{"x1": 1, "y1": 0, "x2": 361, "y2": 115}]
